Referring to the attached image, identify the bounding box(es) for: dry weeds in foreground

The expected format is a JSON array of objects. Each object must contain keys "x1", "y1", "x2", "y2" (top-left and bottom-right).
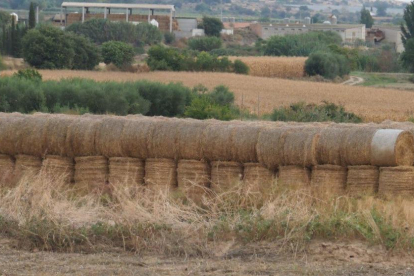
[
  {"x1": 0, "y1": 173, "x2": 414, "y2": 255},
  {"x1": 2, "y1": 70, "x2": 413, "y2": 122}
]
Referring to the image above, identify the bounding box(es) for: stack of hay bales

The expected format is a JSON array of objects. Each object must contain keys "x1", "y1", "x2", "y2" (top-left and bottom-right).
[
  {"x1": 121, "y1": 116, "x2": 156, "y2": 160},
  {"x1": 45, "y1": 114, "x2": 76, "y2": 156},
  {"x1": 41, "y1": 155, "x2": 74, "y2": 183},
  {"x1": 177, "y1": 159, "x2": 210, "y2": 203},
  {"x1": 278, "y1": 165, "x2": 310, "y2": 189},
  {"x1": 347, "y1": 166, "x2": 379, "y2": 196},
  {"x1": 108, "y1": 157, "x2": 145, "y2": 185},
  {"x1": 210, "y1": 161, "x2": 243, "y2": 193},
  {"x1": 14, "y1": 154, "x2": 42, "y2": 182},
  {"x1": 95, "y1": 116, "x2": 128, "y2": 158},
  {"x1": 145, "y1": 158, "x2": 177, "y2": 192},
  {"x1": 243, "y1": 163, "x2": 275, "y2": 193},
  {"x1": 311, "y1": 165, "x2": 347, "y2": 195},
  {"x1": 74, "y1": 156, "x2": 108, "y2": 193},
  {"x1": 378, "y1": 166, "x2": 414, "y2": 198},
  {"x1": 283, "y1": 127, "x2": 320, "y2": 167},
  {"x1": 66, "y1": 116, "x2": 103, "y2": 157},
  {"x1": 0, "y1": 154, "x2": 14, "y2": 185}
]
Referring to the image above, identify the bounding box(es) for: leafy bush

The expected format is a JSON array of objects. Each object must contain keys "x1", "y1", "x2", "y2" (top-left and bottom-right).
[
  {"x1": 66, "y1": 32, "x2": 100, "y2": 70},
  {"x1": 201, "y1": 16, "x2": 223, "y2": 37},
  {"x1": 234, "y1": 59, "x2": 249, "y2": 74},
  {"x1": 164, "y1": 32, "x2": 176, "y2": 44},
  {"x1": 184, "y1": 95, "x2": 236, "y2": 120},
  {"x1": 208, "y1": 85, "x2": 234, "y2": 106},
  {"x1": 264, "y1": 31, "x2": 342, "y2": 56},
  {"x1": 188, "y1": 36, "x2": 222, "y2": 51},
  {"x1": 13, "y1": 68, "x2": 42, "y2": 81},
  {"x1": 305, "y1": 51, "x2": 350, "y2": 79},
  {"x1": 101, "y1": 41, "x2": 135, "y2": 68},
  {"x1": 270, "y1": 102, "x2": 362, "y2": 123}
]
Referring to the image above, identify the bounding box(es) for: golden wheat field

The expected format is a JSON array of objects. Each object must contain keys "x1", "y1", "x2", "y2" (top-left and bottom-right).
[
  {"x1": 3, "y1": 70, "x2": 414, "y2": 122},
  {"x1": 230, "y1": 56, "x2": 306, "y2": 78}
]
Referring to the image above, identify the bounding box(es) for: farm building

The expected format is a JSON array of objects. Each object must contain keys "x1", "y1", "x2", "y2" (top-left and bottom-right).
[{"x1": 371, "y1": 26, "x2": 404, "y2": 53}]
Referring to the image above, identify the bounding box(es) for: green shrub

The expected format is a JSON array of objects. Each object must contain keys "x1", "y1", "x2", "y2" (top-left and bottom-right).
[
  {"x1": 234, "y1": 59, "x2": 249, "y2": 74},
  {"x1": 188, "y1": 36, "x2": 222, "y2": 51},
  {"x1": 305, "y1": 51, "x2": 350, "y2": 79},
  {"x1": 164, "y1": 32, "x2": 176, "y2": 44},
  {"x1": 101, "y1": 41, "x2": 135, "y2": 68},
  {"x1": 208, "y1": 85, "x2": 234, "y2": 106},
  {"x1": 184, "y1": 95, "x2": 236, "y2": 120},
  {"x1": 13, "y1": 68, "x2": 42, "y2": 81},
  {"x1": 201, "y1": 16, "x2": 224, "y2": 37},
  {"x1": 270, "y1": 102, "x2": 362, "y2": 123},
  {"x1": 66, "y1": 32, "x2": 100, "y2": 70}
]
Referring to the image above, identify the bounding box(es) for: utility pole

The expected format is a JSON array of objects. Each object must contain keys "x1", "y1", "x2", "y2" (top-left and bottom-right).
[{"x1": 220, "y1": 0, "x2": 223, "y2": 22}]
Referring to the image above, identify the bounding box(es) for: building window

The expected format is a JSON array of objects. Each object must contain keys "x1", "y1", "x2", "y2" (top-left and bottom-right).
[{"x1": 264, "y1": 27, "x2": 268, "y2": 30}]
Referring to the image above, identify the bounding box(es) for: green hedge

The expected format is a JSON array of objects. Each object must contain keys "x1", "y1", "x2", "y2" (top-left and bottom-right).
[
  {"x1": 305, "y1": 51, "x2": 350, "y2": 79},
  {"x1": 188, "y1": 36, "x2": 222, "y2": 51}
]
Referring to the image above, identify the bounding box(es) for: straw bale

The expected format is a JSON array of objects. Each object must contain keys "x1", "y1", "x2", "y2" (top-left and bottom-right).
[
  {"x1": 283, "y1": 127, "x2": 321, "y2": 167},
  {"x1": 378, "y1": 166, "x2": 414, "y2": 198},
  {"x1": 347, "y1": 165, "x2": 379, "y2": 196},
  {"x1": 311, "y1": 165, "x2": 347, "y2": 196},
  {"x1": 0, "y1": 154, "x2": 14, "y2": 185},
  {"x1": 370, "y1": 129, "x2": 414, "y2": 167},
  {"x1": 177, "y1": 159, "x2": 210, "y2": 204},
  {"x1": 74, "y1": 156, "x2": 108, "y2": 193},
  {"x1": 210, "y1": 161, "x2": 243, "y2": 193},
  {"x1": 41, "y1": 155, "x2": 74, "y2": 183},
  {"x1": 0, "y1": 115, "x2": 26, "y2": 156},
  {"x1": 231, "y1": 124, "x2": 264, "y2": 163},
  {"x1": 176, "y1": 119, "x2": 207, "y2": 160},
  {"x1": 316, "y1": 127, "x2": 353, "y2": 165},
  {"x1": 256, "y1": 127, "x2": 294, "y2": 170},
  {"x1": 109, "y1": 157, "x2": 144, "y2": 185},
  {"x1": 45, "y1": 114, "x2": 76, "y2": 156},
  {"x1": 144, "y1": 158, "x2": 177, "y2": 191},
  {"x1": 95, "y1": 116, "x2": 128, "y2": 157},
  {"x1": 278, "y1": 165, "x2": 310, "y2": 189},
  {"x1": 14, "y1": 154, "x2": 42, "y2": 182},
  {"x1": 148, "y1": 119, "x2": 182, "y2": 160},
  {"x1": 202, "y1": 122, "x2": 242, "y2": 161},
  {"x1": 341, "y1": 127, "x2": 379, "y2": 165},
  {"x1": 120, "y1": 117, "x2": 156, "y2": 159},
  {"x1": 66, "y1": 117, "x2": 103, "y2": 157},
  {"x1": 243, "y1": 162, "x2": 275, "y2": 193}
]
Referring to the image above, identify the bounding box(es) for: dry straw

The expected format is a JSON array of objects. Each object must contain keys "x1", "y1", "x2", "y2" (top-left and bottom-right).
[
  {"x1": 283, "y1": 127, "x2": 321, "y2": 167},
  {"x1": 74, "y1": 156, "x2": 108, "y2": 193},
  {"x1": 121, "y1": 117, "x2": 157, "y2": 159},
  {"x1": 0, "y1": 114, "x2": 26, "y2": 156},
  {"x1": 231, "y1": 124, "x2": 264, "y2": 163},
  {"x1": 14, "y1": 154, "x2": 42, "y2": 182},
  {"x1": 66, "y1": 117, "x2": 103, "y2": 157},
  {"x1": 278, "y1": 165, "x2": 310, "y2": 189},
  {"x1": 177, "y1": 159, "x2": 210, "y2": 204},
  {"x1": 108, "y1": 157, "x2": 145, "y2": 185},
  {"x1": 311, "y1": 165, "x2": 347, "y2": 196},
  {"x1": 41, "y1": 155, "x2": 74, "y2": 183},
  {"x1": 316, "y1": 126, "x2": 353, "y2": 165},
  {"x1": 202, "y1": 122, "x2": 239, "y2": 161},
  {"x1": 95, "y1": 116, "x2": 128, "y2": 157},
  {"x1": 45, "y1": 114, "x2": 76, "y2": 156},
  {"x1": 0, "y1": 154, "x2": 14, "y2": 186},
  {"x1": 341, "y1": 127, "x2": 379, "y2": 165},
  {"x1": 210, "y1": 161, "x2": 243, "y2": 193},
  {"x1": 378, "y1": 166, "x2": 414, "y2": 198},
  {"x1": 346, "y1": 165, "x2": 379, "y2": 196},
  {"x1": 148, "y1": 118, "x2": 182, "y2": 160},
  {"x1": 144, "y1": 158, "x2": 177, "y2": 191},
  {"x1": 243, "y1": 162, "x2": 275, "y2": 193},
  {"x1": 16, "y1": 114, "x2": 50, "y2": 157},
  {"x1": 176, "y1": 119, "x2": 208, "y2": 160}
]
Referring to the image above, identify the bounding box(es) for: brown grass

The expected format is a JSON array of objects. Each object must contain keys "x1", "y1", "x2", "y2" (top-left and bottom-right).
[{"x1": 4, "y1": 70, "x2": 414, "y2": 122}]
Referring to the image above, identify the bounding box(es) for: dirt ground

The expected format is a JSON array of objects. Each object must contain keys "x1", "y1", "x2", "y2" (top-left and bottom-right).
[{"x1": 1, "y1": 237, "x2": 414, "y2": 276}]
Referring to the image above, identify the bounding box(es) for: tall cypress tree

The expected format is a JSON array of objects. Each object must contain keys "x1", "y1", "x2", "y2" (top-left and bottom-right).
[
  {"x1": 29, "y1": 2, "x2": 36, "y2": 29},
  {"x1": 10, "y1": 16, "x2": 15, "y2": 57},
  {"x1": 401, "y1": 1, "x2": 414, "y2": 45}
]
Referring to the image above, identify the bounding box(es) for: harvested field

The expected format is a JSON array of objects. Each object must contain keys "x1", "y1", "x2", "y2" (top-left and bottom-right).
[
  {"x1": 230, "y1": 56, "x2": 306, "y2": 78},
  {"x1": 6, "y1": 70, "x2": 414, "y2": 121}
]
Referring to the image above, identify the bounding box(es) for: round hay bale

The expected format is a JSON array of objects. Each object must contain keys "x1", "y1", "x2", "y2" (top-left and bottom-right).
[
  {"x1": 316, "y1": 127, "x2": 353, "y2": 165},
  {"x1": 283, "y1": 127, "x2": 321, "y2": 167},
  {"x1": 256, "y1": 127, "x2": 293, "y2": 170},
  {"x1": 95, "y1": 116, "x2": 128, "y2": 157},
  {"x1": 148, "y1": 119, "x2": 182, "y2": 160},
  {"x1": 243, "y1": 162, "x2": 275, "y2": 193},
  {"x1": 144, "y1": 158, "x2": 177, "y2": 191},
  {"x1": 15, "y1": 114, "x2": 50, "y2": 157},
  {"x1": 41, "y1": 155, "x2": 74, "y2": 183},
  {"x1": 311, "y1": 165, "x2": 347, "y2": 196},
  {"x1": 176, "y1": 119, "x2": 207, "y2": 160},
  {"x1": 0, "y1": 154, "x2": 14, "y2": 186},
  {"x1": 120, "y1": 117, "x2": 156, "y2": 159},
  {"x1": 0, "y1": 115, "x2": 26, "y2": 156},
  {"x1": 202, "y1": 122, "x2": 239, "y2": 161},
  {"x1": 378, "y1": 166, "x2": 414, "y2": 198},
  {"x1": 45, "y1": 115, "x2": 76, "y2": 156},
  {"x1": 210, "y1": 161, "x2": 243, "y2": 193},
  {"x1": 231, "y1": 124, "x2": 264, "y2": 163},
  {"x1": 109, "y1": 157, "x2": 144, "y2": 185},
  {"x1": 177, "y1": 159, "x2": 210, "y2": 204},
  {"x1": 341, "y1": 127, "x2": 379, "y2": 166},
  {"x1": 74, "y1": 156, "x2": 108, "y2": 193},
  {"x1": 347, "y1": 165, "x2": 379, "y2": 196},
  {"x1": 14, "y1": 154, "x2": 42, "y2": 182},
  {"x1": 370, "y1": 129, "x2": 414, "y2": 167},
  {"x1": 66, "y1": 117, "x2": 103, "y2": 157},
  {"x1": 278, "y1": 165, "x2": 310, "y2": 189}
]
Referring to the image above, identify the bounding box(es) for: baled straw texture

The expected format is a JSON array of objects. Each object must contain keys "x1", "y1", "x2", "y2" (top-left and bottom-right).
[
  {"x1": 243, "y1": 162, "x2": 275, "y2": 193},
  {"x1": 231, "y1": 124, "x2": 263, "y2": 163},
  {"x1": 66, "y1": 117, "x2": 103, "y2": 157},
  {"x1": 144, "y1": 158, "x2": 177, "y2": 191},
  {"x1": 16, "y1": 114, "x2": 50, "y2": 157},
  {"x1": 0, "y1": 154, "x2": 14, "y2": 185},
  {"x1": 45, "y1": 114, "x2": 76, "y2": 156},
  {"x1": 41, "y1": 155, "x2": 74, "y2": 183},
  {"x1": 378, "y1": 166, "x2": 414, "y2": 198},
  {"x1": 95, "y1": 116, "x2": 128, "y2": 157},
  {"x1": 202, "y1": 122, "x2": 239, "y2": 161},
  {"x1": 256, "y1": 126, "x2": 293, "y2": 170},
  {"x1": 316, "y1": 126, "x2": 353, "y2": 165},
  {"x1": 278, "y1": 165, "x2": 310, "y2": 189},
  {"x1": 311, "y1": 165, "x2": 347, "y2": 196},
  {"x1": 283, "y1": 127, "x2": 321, "y2": 167},
  {"x1": 0, "y1": 114, "x2": 26, "y2": 156},
  {"x1": 370, "y1": 129, "x2": 414, "y2": 167},
  {"x1": 108, "y1": 157, "x2": 144, "y2": 185},
  {"x1": 176, "y1": 119, "x2": 207, "y2": 160},
  {"x1": 210, "y1": 161, "x2": 243, "y2": 193},
  {"x1": 177, "y1": 159, "x2": 210, "y2": 204},
  {"x1": 14, "y1": 154, "x2": 42, "y2": 182},
  {"x1": 74, "y1": 156, "x2": 108, "y2": 193},
  {"x1": 148, "y1": 119, "x2": 182, "y2": 160},
  {"x1": 341, "y1": 127, "x2": 379, "y2": 166},
  {"x1": 121, "y1": 117, "x2": 156, "y2": 159},
  {"x1": 346, "y1": 165, "x2": 379, "y2": 196}
]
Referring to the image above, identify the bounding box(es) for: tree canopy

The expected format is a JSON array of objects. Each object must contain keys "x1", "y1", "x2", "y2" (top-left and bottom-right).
[{"x1": 360, "y1": 7, "x2": 374, "y2": 28}]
